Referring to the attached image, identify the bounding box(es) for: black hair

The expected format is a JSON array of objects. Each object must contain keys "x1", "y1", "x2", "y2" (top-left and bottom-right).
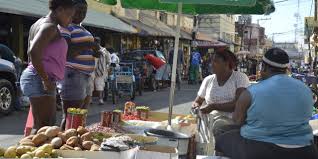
[
  {"x1": 262, "y1": 48, "x2": 289, "y2": 73},
  {"x1": 49, "y1": 0, "x2": 75, "y2": 10},
  {"x1": 214, "y1": 49, "x2": 237, "y2": 70},
  {"x1": 95, "y1": 37, "x2": 101, "y2": 44},
  {"x1": 262, "y1": 62, "x2": 287, "y2": 73},
  {"x1": 73, "y1": 0, "x2": 87, "y2": 5}
]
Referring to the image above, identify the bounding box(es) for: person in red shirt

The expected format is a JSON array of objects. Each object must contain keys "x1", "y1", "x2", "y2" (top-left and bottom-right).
[{"x1": 144, "y1": 54, "x2": 169, "y2": 91}]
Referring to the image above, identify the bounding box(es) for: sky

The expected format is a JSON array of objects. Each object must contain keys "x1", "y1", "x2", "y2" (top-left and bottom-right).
[{"x1": 252, "y1": 0, "x2": 313, "y2": 45}]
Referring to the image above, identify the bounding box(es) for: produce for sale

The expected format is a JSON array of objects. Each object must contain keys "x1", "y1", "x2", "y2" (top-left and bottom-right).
[
  {"x1": 135, "y1": 106, "x2": 150, "y2": 111},
  {"x1": 64, "y1": 129, "x2": 78, "y2": 139},
  {"x1": 32, "y1": 133, "x2": 48, "y2": 146},
  {"x1": 81, "y1": 132, "x2": 93, "y2": 141},
  {"x1": 82, "y1": 141, "x2": 94, "y2": 150},
  {"x1": 4, "y1": 146, "x2": 17, "y2": 158},
  {"x1": 124, "y1": 101, "x2": 136, "y2": 115},
  {"x1": 67, "y1": 108, "x2": 88, "y2": 115},
  {"x1": 66, "y1": 136, "x2": 80, "y2": 147},
  {"x1": 77, "y1": 126, "x2": 89, "y2": 136},
  {"x1": 0, "y1": 147, "x2": 5, "y2": 157},
  {"x1": 51, "y1": 137, "x2": 63, "y2": 149},
  {"x1": 45, "y1": 126, "x2": 61, "y2": 138},
  {"x1": 37, "y1": 126, "x2": 50, "y2": 134},
  {"x1": 1, "y1": 144, "x2": 58, "y2": 158}
]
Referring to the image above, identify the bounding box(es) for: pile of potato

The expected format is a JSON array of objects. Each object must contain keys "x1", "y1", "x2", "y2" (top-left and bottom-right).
[{"x1": 28, "y1": 126, "x2": 101, "y2": 151}]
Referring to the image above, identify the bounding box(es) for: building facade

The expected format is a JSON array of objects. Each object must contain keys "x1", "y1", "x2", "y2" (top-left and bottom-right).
[{"x1": 197, "y1": 14, "x2": 236, "y2": 51}]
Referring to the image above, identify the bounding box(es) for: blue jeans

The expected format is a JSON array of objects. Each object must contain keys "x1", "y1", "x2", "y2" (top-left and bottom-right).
[
  {"x1": 20, "y1": 68, "x2": 56, "y2": 97},
  {"x1": 58, "y1": 67, "x2": 90, "y2": 101}
]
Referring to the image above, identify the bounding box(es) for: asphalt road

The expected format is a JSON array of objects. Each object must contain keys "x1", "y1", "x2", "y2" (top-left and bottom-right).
[{"x1": 0, "y1": 83, "x2": 200, "y2": 147}]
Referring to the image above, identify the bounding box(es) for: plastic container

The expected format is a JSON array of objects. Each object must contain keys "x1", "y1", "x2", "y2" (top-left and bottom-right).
[
  {"x1": 66, "y1": 113, "x2": 87, "y2": 130},
  {"x1": 137, "y1": 109, "x2": 149, "y2": 120},
  {"x1": 101, "y1": 111, "x2": 113, "y2": 127},
  {"x1": 112, "y1": 111, "x2": 122, "y2": 124}
]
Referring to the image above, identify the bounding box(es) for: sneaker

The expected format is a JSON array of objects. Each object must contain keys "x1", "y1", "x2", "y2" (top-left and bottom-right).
[{"x1": 99, "y1": 99, "x2": 104, "y2": 105}]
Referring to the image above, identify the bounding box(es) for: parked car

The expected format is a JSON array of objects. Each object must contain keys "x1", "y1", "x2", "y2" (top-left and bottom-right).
[
  {"x1": 120, "y1": 49, "x2": 167, "y2": 91},
  {"x1": 0, "y1": 59, "x2": 18, "y2": 114}
]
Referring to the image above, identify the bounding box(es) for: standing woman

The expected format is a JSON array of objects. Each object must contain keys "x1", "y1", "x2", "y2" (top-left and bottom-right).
[
  {"x1": 59, "y1": 0, "x2": 98, "y2": 130},
  {"x1": 20, "y1": 0, "x2": 75, "y2": 132}
]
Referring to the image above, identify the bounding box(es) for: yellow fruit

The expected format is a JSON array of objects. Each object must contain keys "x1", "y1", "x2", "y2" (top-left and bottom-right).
[
  {"x1": 20, "y1": 154, "x2": 32, "y2": 158},
  {"x1": 80, "y1": 109, "x2": 88, "y2": 114},
  {"x1": 0, "y1": 147, "x2": 5, "y2": 156},
  {"x1": 16, "y1": 146, "x2": 30, "y2": 156},
  {"x1": 37, "y1": 144, "x2": 53, "y2": 154},
  {"x1": 4, "y1": 146, "x2": 17, "y2": 158},
  {"x1": 34, "y1": 149, "x2": 46, "y2": 158},
  {"x1": 51, "y1": 150, "x2": 59, "y2": 158},
  {"x1": 76, "y1": 108, "x2": 81, "y2": 113},
  {"x1": 26, "y1": 151, "x2": 34, "y2": 157},
  {"x1": 44, "y1": 152, "x2": 51, "y2": 158}
]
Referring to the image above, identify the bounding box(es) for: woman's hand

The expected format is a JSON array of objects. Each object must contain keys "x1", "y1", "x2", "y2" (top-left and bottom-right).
[
  {"x1": 200, "y1": 104, "x2": 214, "y2": 114},
  {"x1": 42, "y1": 79, "x2": 55, "y2": 92},
  {"x1": 192, "y1": 102, "x2": 201, "y2": 109}
]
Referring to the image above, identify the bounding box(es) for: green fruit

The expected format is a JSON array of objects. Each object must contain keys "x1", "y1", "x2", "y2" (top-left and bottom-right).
[
  {"x1": 0, "y1": 147, "x2": 5, "y2": 156},
  {"x1": 20, "y1": 154, "x2": 32, "y2": 159},
  {"x1": 34, "y1": 149, "x2": 46, "y2": 158},
  {"x1": 4, "y1": 146, "x2": 17, "y2": 158},
  {"x1": 37, "y1": 144, "x2": 53, "y2": 154},
  {"x1": 51, "y1": 150, "x2": 59, "y2": 158}
]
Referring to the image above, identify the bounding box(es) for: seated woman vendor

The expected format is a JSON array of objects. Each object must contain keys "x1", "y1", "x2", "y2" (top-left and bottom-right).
[
  {"x1": 215, "y1": 48, "x2": 318, "y2": 159},
  {"x1": 192, "y1": 49, "x2": 250, "y2": 146}
]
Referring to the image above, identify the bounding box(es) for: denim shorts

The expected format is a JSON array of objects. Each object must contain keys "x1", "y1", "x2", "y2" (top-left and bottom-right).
[
  {"x1": 20, "y1": 68, "x2": 56, "y2": 97},
  {"x1": 58, "y1": 67, "x2": 91, "y2": 101}
]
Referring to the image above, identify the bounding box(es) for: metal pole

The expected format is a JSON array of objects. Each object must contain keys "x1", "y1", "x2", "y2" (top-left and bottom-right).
[
  {"x1": 315, "y1": 0, "x2": 317, "y2": 21},
  {"x1": 168, "y1": 2, "x2": 182, "y2": 126}
]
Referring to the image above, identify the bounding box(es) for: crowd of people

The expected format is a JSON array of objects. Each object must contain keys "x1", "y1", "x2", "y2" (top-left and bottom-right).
[{"x1": 192, "y1": 48, "x2": 318, "y2": 159}]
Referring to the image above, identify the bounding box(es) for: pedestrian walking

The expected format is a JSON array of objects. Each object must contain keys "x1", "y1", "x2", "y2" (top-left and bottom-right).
[
  {"x1": 20, "y1": 0, "x2": 75, "y2": 133},
  {"x1": 87, "y1": 37, "x2": 111, "y2": 105},
  {"x1": 58, "y1": 0, "x2": 99, "y2": 130},
  {"x1": 189, "y1": 49, "x2": 201, "y2": 84}
]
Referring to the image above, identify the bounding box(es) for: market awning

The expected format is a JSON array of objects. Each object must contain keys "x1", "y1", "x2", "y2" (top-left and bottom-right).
[
  {"x1": 139, "y1": 12, "x2": 176, "y2": 37},
  {"x1": 192, "y1": 40, "x2": 227, "y2": 48},
  {"x1": 0, "y1": 0, "x2": 137, "y2": 33},
  {"x1": 119, "y1": 17, "x2": 172, "y2": 37}
]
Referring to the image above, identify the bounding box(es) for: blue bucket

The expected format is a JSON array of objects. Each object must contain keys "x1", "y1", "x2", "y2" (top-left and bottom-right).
[{"x1": 311, "y1": 114, "x2": 318, "y2": 120}]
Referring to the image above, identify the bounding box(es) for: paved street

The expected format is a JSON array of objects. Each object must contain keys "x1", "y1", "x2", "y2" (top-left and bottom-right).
[{"x1": 0, "y1": 83, "x2": 199, "y2": 147}]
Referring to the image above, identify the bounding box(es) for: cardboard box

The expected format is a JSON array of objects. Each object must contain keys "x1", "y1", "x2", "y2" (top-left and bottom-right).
[
  {"x1": 57, "y1": 147, "x2": 138, "y2": 159},
  {"x1": 136, "y1": 145, "x2": 178, "y2": 159}
]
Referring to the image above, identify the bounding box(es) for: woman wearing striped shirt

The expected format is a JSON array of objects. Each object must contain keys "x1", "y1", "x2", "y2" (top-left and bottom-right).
[{"x1": 59, "y1": 0, "x2": 99, "y2": 130}]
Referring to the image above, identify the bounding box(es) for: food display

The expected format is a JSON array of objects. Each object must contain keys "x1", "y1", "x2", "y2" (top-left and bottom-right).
[
  {"x1": 112, "y1": 110, "x2": 122, "y2": 124},
  {"x1": 101, "y1": 111, "x2": 113, "y2": 127},
  {"x1": 124, "y1": 101, "x2": 136, "y2": 116},
  {"x1": 0, "y1": 143, "x2": 58, "y2": 158},
  {"x1": 66, "y1": 108, "x2": 88, "y2": 130},
  {"x1": 136, "y1": 106, "x2": 150, "y2": 120}
]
